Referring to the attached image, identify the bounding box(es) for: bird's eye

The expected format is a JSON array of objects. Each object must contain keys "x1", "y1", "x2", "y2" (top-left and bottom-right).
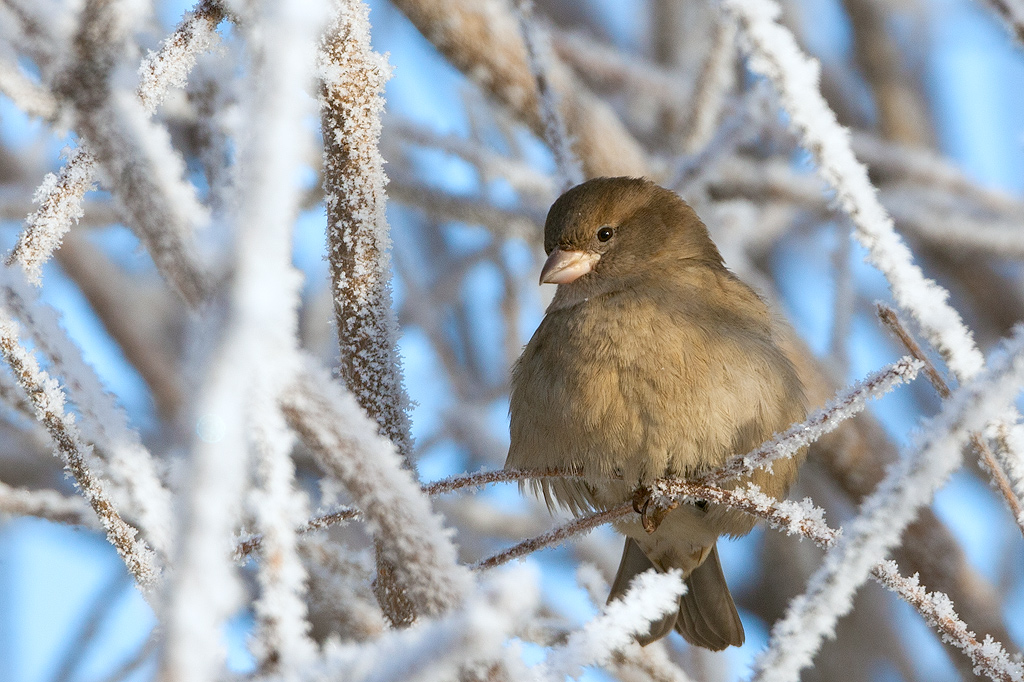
[{"x1": 597, "y1": 226, "x2": 614, "y2": 242}]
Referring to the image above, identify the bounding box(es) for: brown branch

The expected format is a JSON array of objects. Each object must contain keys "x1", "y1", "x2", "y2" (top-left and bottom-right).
[
  {"x1": 473, "y1": 503, "x2": 632, "y2": 571},
  {"x1": 877, "y1": 303, "x2": 1024, "y2": 537}
]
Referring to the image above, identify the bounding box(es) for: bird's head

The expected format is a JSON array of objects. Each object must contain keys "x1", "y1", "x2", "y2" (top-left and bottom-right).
[{"x1": 539, "y1": 177, "x2": 723, "y2": 287}]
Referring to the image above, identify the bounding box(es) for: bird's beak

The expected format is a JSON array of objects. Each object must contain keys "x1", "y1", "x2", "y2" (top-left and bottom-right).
[{"x1": 539, "y1": 249, "x2": 600, "y2": 285}]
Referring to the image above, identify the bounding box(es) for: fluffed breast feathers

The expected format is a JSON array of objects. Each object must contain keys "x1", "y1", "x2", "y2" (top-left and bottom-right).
[{"x1": 506, "y1": 267, "x2": 805, "y2": 517}]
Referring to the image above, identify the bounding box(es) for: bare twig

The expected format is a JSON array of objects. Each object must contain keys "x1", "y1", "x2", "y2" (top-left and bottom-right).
[{"x1": 474, "y1": 503, "x2": 632, "y2": 571}]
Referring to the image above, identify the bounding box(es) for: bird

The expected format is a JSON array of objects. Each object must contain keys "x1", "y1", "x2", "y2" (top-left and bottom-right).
[{"x1": 505, "y1": 177, "x2": 806, "y2": 650}]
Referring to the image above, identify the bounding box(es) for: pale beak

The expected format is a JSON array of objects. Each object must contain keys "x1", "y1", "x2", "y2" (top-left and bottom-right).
[{"x1": 539, "y1": 249, "x2": 600, "y2": 285}]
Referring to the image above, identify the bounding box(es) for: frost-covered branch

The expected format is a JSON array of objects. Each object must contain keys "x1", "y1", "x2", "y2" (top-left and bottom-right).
[
  {"x1": 475, "y1": 503, "x2": 632, "y2": 571},
  {"x1": 319, "y1": 0, "x2": 423, "y2": 629},
  {"x1": 537, "y1": 569, "x2": 687, "y2": 681},
  {"x1": 6, "y1": 147, "x2": 96, "y2": 285},
  {"x1": 513, "y1": 0, "x2": 583, "y2": 190},
  {"x1": 878, "y1": 303, "x2": 1024, "y2": 534},
  {"x1": 281, "y1": 359, "x2": 473, "y2": 619},
  {"x1": 750, "y1": 329, "x2": 1024, "y2": 682},
  {"x1": 0, "y1": 56, "x2": 57, "y2": 120},
  {"x1": 699, "y1": 356, "x2": 921, "y2": 487},
  {"x1": 0, "y1": 479, "x2": 97, "y2": 527},
  {"x1": 137, "y1": 0, "x2": 225, "y2": 115},
  {"x1": 11, "y1": 0, "x2": 218, "y2": 302},
  {"x1": 0, "y1": 268, "x2": 174, "y2": 555},
  {"x1": 872, "y1": 561, "x2": 1024, "y2": 682},
  {"x1": 161, "y1": 0, "x2": 324, "y2": 675},
  {"x1": 0, "y1": 312, "x2": 158, "y2": 588},
  {"x1": 725, "y1": 0, "x2": 984, "y2": 379},
  {"x1": 319, "y1": 0, "x2": 413, "y2": 463},
  {"x1": 281, "y1": 567, "x2": 537, "y2": 682}
]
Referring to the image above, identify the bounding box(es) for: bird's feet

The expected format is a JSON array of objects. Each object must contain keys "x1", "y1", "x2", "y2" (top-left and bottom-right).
[{"x1": 632, "y1": 485, "x2": 677, "y2": 534}]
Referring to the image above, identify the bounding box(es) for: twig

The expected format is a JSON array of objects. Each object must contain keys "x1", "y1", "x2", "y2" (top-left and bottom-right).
[
  {"x1": 877, "y1": 303, "x2": 1024, "y2": 537},
  {"x1": 281, "y1": 359, "x2": 473, "y2": 620},
  {"x1": 872, "y1": 561, "x2": 1024, "y2": 682},
  {"x1": 680, "y1": 15, "x2": 737, "y2": 154},
  {"x1": 389, "y1": 0, "x2": 649, "y2": 177},
  {"x1": 137, "y1": 0, "x2": 225, "y2": 114},
  {"x1": 749, "y1": 328, "x2": 1024, "y2": 682},
  {"x1": 235, "y1": 506, "x2": 361, "y2": 561},
  {"x1": 0, "y1": 479, "x2": 97, "y2": 527},
  {"x1": 513, "y1": 0, "x2": 583, "y2": 189},
  {"x1": 473, "y1": 503, "x2": 632, "y2": 571},
  {"x1": 979, "y1": 0, "x2": 1024, "y2": 45},
  {"x1": 0, "y1": 313, "x2": 158, "y2": 588},
  {"x1": 6, "y1": 147, "x2": 96, "y2": 284},
  {"x1": 696, "y1": 356, "x2": 921, "y2": 487}
]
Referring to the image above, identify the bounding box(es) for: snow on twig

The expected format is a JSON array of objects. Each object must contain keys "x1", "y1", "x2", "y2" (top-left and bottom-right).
[
  {"x1": 137, "y1": 0, "x2": 225, "y2": 115},
  {"x1": 0, "y1": 268, "x2": 173, "y2": 555},
  {"x1": 232, "y1": 0, "x2": 328, "y2": 669},
  {"x1": 872, "y1": 562, "x2": 1024, "y2": 682},
  {"x1": 0, "y1": 312, "x2": 158, "y2": 588},
  {"x1": 0, "y1": 56, "x2": 57, "y2": 120},
  {"x1": 319, "y1": 0, "x2": 413, "y2": 463},
  {"x1": 9, "y1": 0, "x2": 219, "y2": 300},
  {"x1": 750, "y1": 328, "x2": 1024, "y2": 682},
  {"x1": 6, "y1": 147, "x2": 96, "y2": 285},
  {"x1": 657, "y1": 479, "x2": 1021, "y2": 682},
  {"x1": 878, "y1": 304, "x2": 1024, "y2": 535},
  {"x1": 513, "y1": 0, "x2": 584, "y2": 190},
  {"x1": 537, "y1": 569, "x2": 686, "y2": 681},
  {"x1": 278, "y1": 566, "x2": 537, "y2": 682},
  {"x1": 163, "y1": 0, "x2": 326, "y2": 675},
  {"x1": 281, "y1": 358, "x2": 473, "y2": 619},
  {"x1": 724, "y1": 0, "x2": 983, "y2": 379},
  {"x1": 0, "y1": 478, "x2": 97, "y2": 528},
  {"x1": 475, "y1": 503, "x2": 632, "y2": 571},
  {"x1": 726, "y1": 0, "x2": 1024, "y2": 569}
]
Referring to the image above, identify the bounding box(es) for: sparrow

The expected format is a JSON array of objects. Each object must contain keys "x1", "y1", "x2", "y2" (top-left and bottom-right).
[{"x1": 506, "y1": 177, "x2": 806, "y2": 650}]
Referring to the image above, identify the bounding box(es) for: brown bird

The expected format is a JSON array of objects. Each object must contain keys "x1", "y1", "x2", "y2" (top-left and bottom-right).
[{"x1": 506, "y1": 177, "x2": 806, "y2": 650}]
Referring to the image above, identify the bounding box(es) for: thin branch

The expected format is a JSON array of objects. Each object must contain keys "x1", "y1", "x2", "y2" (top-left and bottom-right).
[
  {"x1": 390, "y1": 0, "x2": 649, "y2": 177},
  {"x1": 281, "y1": 358, "x2": 473, "y2": 620},
  {"x1": 0, "y1": 268, "x2": 174, "y2": 555},
  {"x1": 0, "y1": 479, "x2": 97, "y2": 527},
  {"x1": 749, "y1": 328, "x2": 1024, "y2": 682},
  {"x1": 0, "y1": 312, "x2": 158, "y2": 588},
  {"x1": 474, "y1": 503, "x2": 632, "y2": 571},
  {"x1": 0, "y1": 56, "x2": 57, "y2": 119},
  {"x1": 878, "y1": 303, "x2": 1024, "y2": 537},
  {"x1": 513, "y1": 0, "x2": 583, "y2": 189},
  {"x1": 136, "y1": 0, "x2": 225, "y2": 114},
  {"x1": 6, "y1": 147, "x2": 96, "y2": 284}
]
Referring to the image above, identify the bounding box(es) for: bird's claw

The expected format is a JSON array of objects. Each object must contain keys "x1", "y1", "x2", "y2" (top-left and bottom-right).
[{"x1": 632, "y1": 486, "x2": 671, "y2": 534}]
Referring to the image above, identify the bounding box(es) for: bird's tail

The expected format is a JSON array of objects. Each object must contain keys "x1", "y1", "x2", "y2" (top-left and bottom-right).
[
  {"x1": 675, "y1": 543, "x2": 745, "y2": 650},
  {"x1": 608, "y1": 538, "x2": 744, "y2": 650}
]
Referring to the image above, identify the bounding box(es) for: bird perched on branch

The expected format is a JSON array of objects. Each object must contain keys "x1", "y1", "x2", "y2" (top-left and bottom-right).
[{"x1": 506, "y1": 177, "x2": 806, "y2": 650}]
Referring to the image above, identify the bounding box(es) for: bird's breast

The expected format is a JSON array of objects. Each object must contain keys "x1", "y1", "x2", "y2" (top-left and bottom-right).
[{"x1": 507, "y1": 289, "x2": 803, "y2": 515}]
